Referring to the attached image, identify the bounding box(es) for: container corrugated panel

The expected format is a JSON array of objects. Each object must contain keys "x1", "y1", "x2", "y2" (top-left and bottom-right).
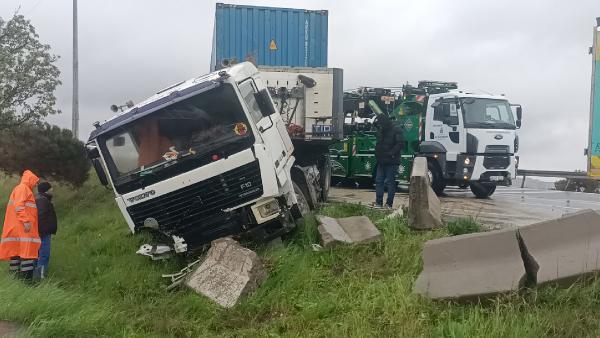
[{"x1": 211, "y1": 3, "x2": 328, "y2": 71}]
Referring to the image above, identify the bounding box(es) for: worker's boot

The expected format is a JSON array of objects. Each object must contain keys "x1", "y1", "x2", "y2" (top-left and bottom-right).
[
  {"x1": 19, "y1": 259, "x2": 36, "y2": 283},
  {"x1": 9, "y1": 256, "x2": 20, "y2": 277}
]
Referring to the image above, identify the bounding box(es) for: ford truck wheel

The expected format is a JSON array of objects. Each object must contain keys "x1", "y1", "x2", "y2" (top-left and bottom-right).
[
  {"x1": 470, "y1": 182, "x2": 496, "y2": 198},
  {"x1": 427, "y1": 161, "x2": 445, "y2": 196}
]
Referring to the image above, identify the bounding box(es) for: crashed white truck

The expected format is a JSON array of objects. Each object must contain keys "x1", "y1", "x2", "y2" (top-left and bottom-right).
[{"x1": 86, "y1": 62, "x2": 343, "y2": 257}]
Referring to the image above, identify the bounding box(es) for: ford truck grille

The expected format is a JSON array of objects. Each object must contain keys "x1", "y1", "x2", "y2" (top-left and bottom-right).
[
  {"x1": 126, "y1": 160, "x2": 263, "y2": 243},
  {"x1": 483, "y1": 155, "x2": 510, "y2": 170},
  {"x1": 485, "y1": 145, "x2": 510, "y2": 153}
]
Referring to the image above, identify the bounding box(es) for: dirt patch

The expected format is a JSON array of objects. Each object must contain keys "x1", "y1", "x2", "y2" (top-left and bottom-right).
[{"x1": 0, "y1": 321, "x2": 22, "y2": 337}]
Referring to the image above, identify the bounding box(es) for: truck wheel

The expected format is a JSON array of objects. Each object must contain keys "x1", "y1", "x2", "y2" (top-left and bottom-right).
[
  {"x1": 470, "y1": 182, "x2": 496, "y2": 199},
  {"x1": 318, "y1": 154, "x2": 332, "y2": 202},
  {"x1": 292, "y1": 182, "x2": 311, "y2": 218},
  {"x1": 427, "y1": 161, "x2": 445, "y2": 196}
]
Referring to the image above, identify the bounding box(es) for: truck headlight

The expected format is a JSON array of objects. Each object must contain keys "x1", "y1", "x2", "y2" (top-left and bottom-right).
[
  {"x1": 464, "y1": 157, "x2": 471, "y2": 165},
  {"x1": 257, "y1": 199, "x2": 280, "y2": 218},
  {"x1": 251, "y1": 198, "x2": 282, "y2": 224}
]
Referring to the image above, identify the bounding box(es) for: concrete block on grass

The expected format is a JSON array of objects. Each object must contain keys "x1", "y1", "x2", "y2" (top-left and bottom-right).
[
  {"x1": 414, "y1": 228, "x2": 526, "y2": 299},
  {"x1": 408, "y1": 157, "x2": 443, "y2": 230},
  {"x1": 317, "y1": 215, "x2": 382, "y2": 248},
  {"x1": 185, "y1": 238, "x2": 267, "y2": 308},
  {"x1": 518, "y1": 209, "x2": 600, "y2": 285}
]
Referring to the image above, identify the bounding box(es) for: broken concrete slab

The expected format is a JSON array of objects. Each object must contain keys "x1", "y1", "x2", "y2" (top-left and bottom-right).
[
  {"x1": 408, "y1": 157, "x2": 443, "y2": 230},
  {"x1": 414, "y1": 228, "x2": 526, "y2": 299},
  {"x1": 185, "y1": 237, "x2": 267, "y2": 308},
  {"x1": 317, "y1": 215, "x2": 382, "y2": 248},
  {"x1": 518, "y1": 209, "x2": 600, "y2": 285}
]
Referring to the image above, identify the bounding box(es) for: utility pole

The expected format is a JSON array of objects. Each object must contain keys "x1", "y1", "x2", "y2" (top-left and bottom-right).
[{"x1": 72, "y1": 0, "x2": 79, "y2": 139}]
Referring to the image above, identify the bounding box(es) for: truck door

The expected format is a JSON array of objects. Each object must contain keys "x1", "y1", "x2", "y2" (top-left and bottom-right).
[
  {"x1": 239, "y1": 79, "x2": 292, "y2": 173},
  {"x1": 428, "y1": 98, "x2": 464, "y2": 162}
]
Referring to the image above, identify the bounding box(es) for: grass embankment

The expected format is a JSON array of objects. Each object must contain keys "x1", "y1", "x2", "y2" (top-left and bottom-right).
[{"x1": 1, "y1": 175, "x2": 600, "y2": 337}]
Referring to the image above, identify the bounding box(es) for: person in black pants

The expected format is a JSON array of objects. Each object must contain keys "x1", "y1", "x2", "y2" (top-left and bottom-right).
[
  {"x1": 35, "y1": 181, "x2": 57, "y2": 279},
  {"x1": 374, "y1": 114, "x2": 404, "y2": 209}
]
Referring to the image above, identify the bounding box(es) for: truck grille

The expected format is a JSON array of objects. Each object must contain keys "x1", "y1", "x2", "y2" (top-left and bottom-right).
[
  {"x1": 485, "y1": 145, "x2": 510, "y2": 153},
  {"x1": 483, "y1": 155, "x2": 510, "y2": 170},
  {"x1": 126, "y1": 160, "x2": 263, "y2": 238}
]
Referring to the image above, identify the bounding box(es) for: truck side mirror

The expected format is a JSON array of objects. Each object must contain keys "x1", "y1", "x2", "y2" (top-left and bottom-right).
[
  {"x1": 86, "y1": 145, "x2": 100, "y2": 159},
  {"x1": 516, "y1": 119, "x2": 522, "y2": 128},
  {"x1": 254, "y1": 89, "x2": 276, "y2": 117},
  {"x1": 92, "y1": 158, "x2": 109, "y2": 186},
  {"x1": 516, "y1": 106, "x2": 522, "y2": 120}
]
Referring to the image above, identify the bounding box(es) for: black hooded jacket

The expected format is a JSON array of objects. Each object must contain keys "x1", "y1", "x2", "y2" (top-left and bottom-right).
[
  {"x1": 36, "y1": 192, "x2": 57, "y2": 236},
  {"x1": 375, "y1": 114, "x2": 404, "y2": 165}
]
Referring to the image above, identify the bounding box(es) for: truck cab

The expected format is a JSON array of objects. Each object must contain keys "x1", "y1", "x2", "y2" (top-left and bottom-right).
[
  {"x1": 86, "y1": 62, "x2": 315, "y2": 255},
  {"x1": 420, "y1": 90, "x2": 522, "y2": 197}
]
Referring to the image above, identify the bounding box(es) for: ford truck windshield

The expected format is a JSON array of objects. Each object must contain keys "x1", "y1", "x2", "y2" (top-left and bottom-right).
[
  {"x1": 461, "y1": 98, "x2": 516, "y2": 130},
  {"x1": 101, "y1": 84, "x2": 254, "y2": 193}
]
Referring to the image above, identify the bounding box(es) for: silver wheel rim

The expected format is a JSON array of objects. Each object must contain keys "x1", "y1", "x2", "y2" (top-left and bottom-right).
[
  {"x1": 297, "y1": 193, "x2": 310, "y2": 215},
  {"x1": 294, "y1": 184, "x2": 310, "y2": 216}
]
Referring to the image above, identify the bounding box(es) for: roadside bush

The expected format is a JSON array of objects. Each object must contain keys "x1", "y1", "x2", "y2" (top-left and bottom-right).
[
  {"x1": 0, "y1": 123, "x2": 90, "y2": 186},
  {"x1": 447, "y1": 217, "x2": 483, "y2": 235}
]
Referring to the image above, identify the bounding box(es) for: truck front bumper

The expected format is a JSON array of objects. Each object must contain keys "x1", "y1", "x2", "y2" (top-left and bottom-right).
[{"x1": 458, "y1": 153, "x2": 515, "y2": 186}]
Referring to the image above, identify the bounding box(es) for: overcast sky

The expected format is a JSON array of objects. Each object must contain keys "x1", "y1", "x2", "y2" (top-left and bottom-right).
[{"x1": 1, "y1": 0, "x2": 599, "y2": 171}]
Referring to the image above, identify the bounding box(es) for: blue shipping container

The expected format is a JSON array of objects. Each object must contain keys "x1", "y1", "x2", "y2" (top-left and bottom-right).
[{"x1": 211, "y1": 3, "x2": 328, "y2": 71}]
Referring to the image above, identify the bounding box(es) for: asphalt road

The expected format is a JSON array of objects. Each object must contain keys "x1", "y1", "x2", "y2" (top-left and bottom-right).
[{"x1": 329, "y1": 186, "x2": 600, "y2": 228}]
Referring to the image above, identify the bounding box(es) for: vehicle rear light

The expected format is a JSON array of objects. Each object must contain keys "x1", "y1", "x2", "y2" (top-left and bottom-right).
[{"x1": 211, "y1": 154, "x2": 220, "y2": 161}]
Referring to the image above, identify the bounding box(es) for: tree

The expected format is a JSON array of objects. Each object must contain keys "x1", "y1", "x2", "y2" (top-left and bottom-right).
[
  {"x1": 0, "y1": 13, "x2": 61, "y2": 130},
  {"x1": 0, "y1": 123, "x2": 90, "y2": 186}
]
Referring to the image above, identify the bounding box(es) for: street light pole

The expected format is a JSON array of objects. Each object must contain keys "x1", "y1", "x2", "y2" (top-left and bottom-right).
[{"x1": 72, "y1": 0, "x2": 79, "y2": 139}]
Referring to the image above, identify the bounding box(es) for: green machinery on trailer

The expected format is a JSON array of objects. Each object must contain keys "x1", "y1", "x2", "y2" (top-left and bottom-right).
[{"x1": 330, "y1": 81, "x2": 458, "y2": 185}]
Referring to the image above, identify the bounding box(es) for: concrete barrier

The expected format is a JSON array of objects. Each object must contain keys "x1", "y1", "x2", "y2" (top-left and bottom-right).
[
  {"x1": 518, "y1": 209, "x2": 600, "y2": 285},
  {"x1": 414, "y1": 228, "x2": 526, "y2": 299},
  {"x1": 317, "y1": 215, "x2": 382, "y2": 248},
  {"x1": 185, "y1": 238, "x2": 267, "y2": 308},
  {"x1": 408, "y1": 157, "x2": 443, "y2": 230}
]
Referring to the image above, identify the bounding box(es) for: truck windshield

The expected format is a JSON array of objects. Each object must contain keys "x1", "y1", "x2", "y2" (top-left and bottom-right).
[
  {"x1": 461, "y1": 98, "x2": 516, "y2": 129},
  {"x1": 102, "y1": 84, "x2": 253, "y2": 181}
]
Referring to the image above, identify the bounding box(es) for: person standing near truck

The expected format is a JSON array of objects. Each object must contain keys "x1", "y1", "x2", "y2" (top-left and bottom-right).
[
  {"x1": 0, "y1": 170, "x2": 41, "y2": 281},
  {"x1": 35, "y1": 181, "x2": 57, "y2": 279},
  {"x1": 374, "y1": 114, "x2": 404, "y2": 209}
]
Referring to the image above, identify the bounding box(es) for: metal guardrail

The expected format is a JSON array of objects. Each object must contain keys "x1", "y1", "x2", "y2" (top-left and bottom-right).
[{"x1": 517, "y1": 169, "x2": 588, "y2": 188}]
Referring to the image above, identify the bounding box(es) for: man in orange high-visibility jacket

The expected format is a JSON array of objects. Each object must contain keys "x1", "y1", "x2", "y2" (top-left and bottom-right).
[{"x1": 0, "y1": 170, "x2": 40, "y2": 281}]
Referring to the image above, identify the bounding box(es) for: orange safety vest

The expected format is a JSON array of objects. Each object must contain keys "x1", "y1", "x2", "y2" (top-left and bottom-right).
[{"x1": 0, "y1": 170, "x2": 41, "y2": 260}]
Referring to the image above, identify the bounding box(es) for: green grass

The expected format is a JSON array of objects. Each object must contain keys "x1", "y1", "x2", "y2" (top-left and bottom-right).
[
  {"x1": 2, "y1": 175, "x2": 600, "y2": 336},
  {"x1": 446, "y1": 217, "x2": 484, "y2": 236}
]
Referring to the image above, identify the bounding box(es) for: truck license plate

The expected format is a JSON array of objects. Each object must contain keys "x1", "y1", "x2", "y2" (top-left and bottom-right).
[
  {"x1": 313, "y1": 124, "x2": 332, "y2": 134},
  {"x1": 490, "y1": 176, "x2": 504, "y2": 181}
]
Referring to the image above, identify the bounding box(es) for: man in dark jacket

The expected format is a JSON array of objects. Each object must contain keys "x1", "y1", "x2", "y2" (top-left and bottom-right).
[
  {"x1": 374, "y1": 114, "x2": 404, "y2": 208},
  {"x1": 35, "y1": 181, "x2": 57, "y2": 278}
]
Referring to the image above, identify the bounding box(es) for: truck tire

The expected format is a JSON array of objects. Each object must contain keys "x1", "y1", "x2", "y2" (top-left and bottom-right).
[
  {"x1": 292, "y1": 182, "x2": 311, "y2": 218},
  {"x1": 318, "y1": 154, "x2": 332, "y2": 202},
  {"x1": 427, "y1": 161, "x2": 445, "y2": 196},
  {"x1": 470, "y1": 182, "x2": 496, "y2": 199}
]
